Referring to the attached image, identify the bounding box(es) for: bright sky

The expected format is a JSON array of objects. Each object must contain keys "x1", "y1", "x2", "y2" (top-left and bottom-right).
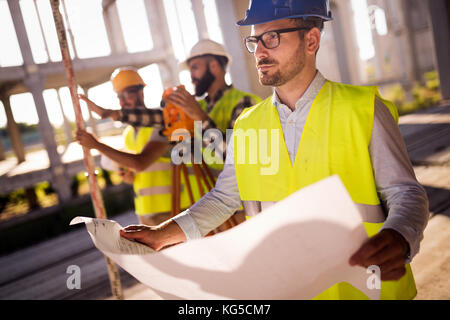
[
  {"x1": 351, "y1": 0, "x2": 376, "y2": 61},
  {"x1": 0, "y1": 0, "x2": 383, "y2": 128},
  {"x1": 0, "y1": 0, "x2": 224, "y2": 128}
]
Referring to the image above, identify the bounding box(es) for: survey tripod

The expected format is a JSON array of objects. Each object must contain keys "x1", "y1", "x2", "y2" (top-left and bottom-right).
[
  {"x1": 161, "y1": 88, "x2": 240, "y2": 233},
  {"x1": 168, "y1": 140, "x2": 241, "y2": 234}
]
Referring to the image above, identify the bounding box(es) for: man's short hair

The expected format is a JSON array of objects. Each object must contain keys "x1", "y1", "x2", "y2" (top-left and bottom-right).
[
  {"x1": 189, "y1": 54, "x2": 229, "y2": 71},
  {"x1": 291, "y1": 17, "x2": 325, "y2": 32}
]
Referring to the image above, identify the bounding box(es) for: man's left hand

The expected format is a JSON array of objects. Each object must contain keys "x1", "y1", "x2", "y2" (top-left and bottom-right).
[
  {"x1": 167, "y1": 87, "x2": 209, "y2": 121},
  {"x1": 349, "y1": 229, "x2": 409, "y2": 281},
  {"x1": 76, "y1": 129, "x2": 100, "y2": 150}
]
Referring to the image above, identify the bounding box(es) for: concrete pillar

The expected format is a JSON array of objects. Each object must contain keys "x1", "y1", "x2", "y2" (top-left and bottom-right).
[
  {"x1": 0, "y1": 95, "x2": 25, "y2": 163},
  {"x1": 24, "y1": 75, "x2": 72, "y2": 202},
  {"x1": 144, "y1": 0, "x2": 179, "y2": 87},
  {"x1": 56, "y1": 88, "x2": 73, "y2": 145},
  {"x1": 217, "y1": 0, "x2": 273, "y2": 99},
  {"x1": 82, "y1": 87, "x2": 99, "y2": 137},
  {"x1": 0, "y1": 136, "x2": 4, "y2": 161},
  {"x1": 330, "y1": 1, "x2": 352, "y2": 84},
  {"x1": 102, "y1": 0, "x2": 127, "y2": 55},
  {"x1": 8, "y1": 0, "x2": 34, "y2": 66},
  {"x1": 401, "y1": 0, "x2": 421, "y2": 84},
  {"x1": 191, "y1": 0, "x2": 209, "y2": 40},
  {"x1": 427, "y1": 0, "x2": 450, "y2": 100}
]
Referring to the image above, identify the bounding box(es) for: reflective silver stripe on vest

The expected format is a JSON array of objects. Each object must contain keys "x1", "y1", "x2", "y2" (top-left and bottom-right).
[
  {"x1": 141, "y1": 162, "x2": 172, "y2": 173},
  {"x1": 243, "y1": 201, "x2": 386, "y2": 223},
  {"x1": 138, "y1": 185, "x2": 184, "y2": 196}
]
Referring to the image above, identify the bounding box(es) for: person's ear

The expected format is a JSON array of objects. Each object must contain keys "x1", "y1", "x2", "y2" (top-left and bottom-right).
[
  {"x1": 208, "y1": 59, "x2": 221, "y2": 75},
  {"x1": 305, "y1": 28, "x2": 321, "y2": 56}
]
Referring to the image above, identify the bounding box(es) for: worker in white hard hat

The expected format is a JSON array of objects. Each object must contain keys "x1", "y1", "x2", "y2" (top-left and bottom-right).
[
  {"x1": 79, "y1": 40, "x2": 262, "y2": 230},
  {"x1": 117, "y1": 0, "x2": 429, "y2": 300},
  {"x1": 76, "y1": 67, "x2": 195, "y2": 226},
  {"x1": 83, "y1": 39, "x2": 261, "y2": 169}
]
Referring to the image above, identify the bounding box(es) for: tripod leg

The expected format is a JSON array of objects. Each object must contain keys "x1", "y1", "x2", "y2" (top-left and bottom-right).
[
  {"x1": 192, "y1": 164, "x2": 206, "y2": 197},
  {"x1": 171, "y1": 164, "x2": 181, "y2": 217},
  {"x1": 181, "y1": 163, "x2": 195, "y2": 206},
  {"x1": 195, "y1": 163, "x2": 213, "y2": 191},
  {"x1": 202, "y1": 159, "x2": 217, "y2": 186}
]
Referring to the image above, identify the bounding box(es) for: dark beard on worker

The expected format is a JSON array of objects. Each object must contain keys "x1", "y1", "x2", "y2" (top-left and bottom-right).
[
  {"x1": 136, "y1": 95, "x2": 145, "y2": 108},
  {"x1": 194, "y1": 67, "x2": 215, "y2": 97},
  {"x1": 259, "y1": 43, "x2": 305, "y2": 87}
]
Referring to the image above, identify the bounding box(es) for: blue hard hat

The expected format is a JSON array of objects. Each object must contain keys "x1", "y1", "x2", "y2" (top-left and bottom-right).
[{"x1": 237, "y1": 0, "x2": 333, "y2": 26}]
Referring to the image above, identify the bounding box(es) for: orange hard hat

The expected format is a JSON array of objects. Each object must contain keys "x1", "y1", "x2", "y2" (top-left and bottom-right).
[{"x1": 111, "y1": 67, "x2": 146, "y2": 93}]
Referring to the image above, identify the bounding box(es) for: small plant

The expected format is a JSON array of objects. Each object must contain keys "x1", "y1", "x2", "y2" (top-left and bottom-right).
[{"x1": 381, "y1": 70, "x2": 441, "y2": 115}]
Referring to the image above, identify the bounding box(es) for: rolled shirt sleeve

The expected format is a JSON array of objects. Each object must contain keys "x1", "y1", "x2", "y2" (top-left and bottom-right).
[{"x1": 371, "y1": 97, "x2": 430, "y2": 261}]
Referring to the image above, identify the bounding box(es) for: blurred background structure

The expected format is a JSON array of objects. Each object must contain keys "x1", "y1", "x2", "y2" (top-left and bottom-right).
[{"x1": 0, "y1": 0, "x2": 449, "y2": 299}]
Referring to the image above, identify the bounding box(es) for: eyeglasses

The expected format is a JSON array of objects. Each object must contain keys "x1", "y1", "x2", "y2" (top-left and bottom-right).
[
  {"x1": 117, "y1": 87, "x2": 141, "y2": 100},
  {"x1": 244, "y1": 27, "x2": 310, "y2": 53}
]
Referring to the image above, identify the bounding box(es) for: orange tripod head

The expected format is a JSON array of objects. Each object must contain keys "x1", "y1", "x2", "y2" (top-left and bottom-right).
[{"x1": 160, "y1": 85, "x2": 195, "y2": 142}]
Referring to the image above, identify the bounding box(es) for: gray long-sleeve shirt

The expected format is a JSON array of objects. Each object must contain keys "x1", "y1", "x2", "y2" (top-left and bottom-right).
[{"x1": 172, "y1": 72, "x2": 430, "y2": 261}]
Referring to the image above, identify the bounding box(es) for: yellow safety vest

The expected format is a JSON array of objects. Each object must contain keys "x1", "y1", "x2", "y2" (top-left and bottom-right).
[
  {"x1": 124, "y1": 126, "x2": 198, "y2": 216},
  {"x1": 198, "y1": 87, "x2": 261, "y2": 171},
  {"x1": 233, "y1": 81, "x2": 417, "y2": 300}
]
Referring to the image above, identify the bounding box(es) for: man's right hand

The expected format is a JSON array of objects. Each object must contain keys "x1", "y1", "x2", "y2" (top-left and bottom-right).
[
  {"x1": 78, "y1": 94, "x2": 120, "y2": 120},
  {"x1": 119, "y1": 168, "x2": 135, "y2": 184},
  {"x1": 120, "y1": 219, "x2": 187, "y2": 251}
]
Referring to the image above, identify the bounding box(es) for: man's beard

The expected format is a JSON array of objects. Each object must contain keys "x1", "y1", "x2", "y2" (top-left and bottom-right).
[
  {"x1": 193, "y1": 66, "x2": 215, "y2": 97},
  {"x1": 258, "y1": 44, "x2": 305, "y2": 87}
]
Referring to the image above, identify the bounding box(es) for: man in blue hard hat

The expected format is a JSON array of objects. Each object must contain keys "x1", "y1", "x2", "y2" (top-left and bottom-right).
[{"x1": 119, "y1": 0, "x2": 429, "y2": 300}]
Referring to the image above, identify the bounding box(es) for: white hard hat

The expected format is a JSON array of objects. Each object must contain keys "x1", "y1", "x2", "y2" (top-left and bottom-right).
[{"x1": 179, "y1": 39, "x2": 232, "y2": 71}]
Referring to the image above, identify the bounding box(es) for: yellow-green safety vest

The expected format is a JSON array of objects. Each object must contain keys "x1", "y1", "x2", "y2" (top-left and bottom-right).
[
  {"x1": 198, "y1": 87, "x2": 261, "y2": 171},
  {"x1": 233, "y1": 80, "x2": 417, "y2": 300},
  {"x1": 124, "y1": 126, "x2": 199, "y2": 216}
]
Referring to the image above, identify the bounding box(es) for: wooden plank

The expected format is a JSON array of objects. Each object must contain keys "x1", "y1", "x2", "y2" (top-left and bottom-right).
[{"x1": 0, "y1": 211, "x2": 138, "y2": 299}]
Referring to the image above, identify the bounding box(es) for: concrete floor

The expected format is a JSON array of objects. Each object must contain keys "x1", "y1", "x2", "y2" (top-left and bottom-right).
[
  {"x1": 1, "y1": 104, "x2": 449, "y2": 300},
  {"x1": 108, "y1": 214, "x2": 450, "y2": 300},
  {"x1": 412, "y1": 214, "x2": 450, "y2": 300}
]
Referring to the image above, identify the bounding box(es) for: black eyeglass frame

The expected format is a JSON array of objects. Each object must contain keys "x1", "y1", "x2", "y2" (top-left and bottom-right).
[{"x1": 244, "y1": 27, "x2": 311, "y2": 53}]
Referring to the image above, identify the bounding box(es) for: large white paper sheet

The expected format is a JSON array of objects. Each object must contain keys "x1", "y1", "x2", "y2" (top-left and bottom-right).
[{"x1": 71, "y1": 175, "x2": 380, "y2": 300}]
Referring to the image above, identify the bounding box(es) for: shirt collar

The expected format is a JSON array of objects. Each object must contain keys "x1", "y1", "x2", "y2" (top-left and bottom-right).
[{"x1": 272, "y1": 71, "x2": 326, "y2": 110}]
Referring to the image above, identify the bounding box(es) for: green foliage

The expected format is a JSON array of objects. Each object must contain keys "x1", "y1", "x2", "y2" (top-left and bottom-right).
[
  {"x1": 0, "y1": 184, "x2": 134, "y2": 255},
  {"x1": 382, "y1": 70, "x2": 442, "y2": 115},
  {"x1": 7, "y1": 188, "x2": 27, "y2": 205}
]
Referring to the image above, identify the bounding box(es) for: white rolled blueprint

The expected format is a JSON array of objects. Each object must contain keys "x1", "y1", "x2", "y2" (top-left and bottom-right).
[{"x1": 71, "y1": 175, "x2": 380, "y2": 300}]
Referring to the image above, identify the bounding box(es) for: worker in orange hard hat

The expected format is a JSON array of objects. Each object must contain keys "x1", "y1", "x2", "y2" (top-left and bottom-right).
[
  {"x1": 77, "y1": 67, "x2": 196, "y2": 226},
  {"x1": 77, "y1": 40, "x2": 263, "y2": 234},
  {"x1": 110, "y1": 67, "x2": 147, "y2": 110}
]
